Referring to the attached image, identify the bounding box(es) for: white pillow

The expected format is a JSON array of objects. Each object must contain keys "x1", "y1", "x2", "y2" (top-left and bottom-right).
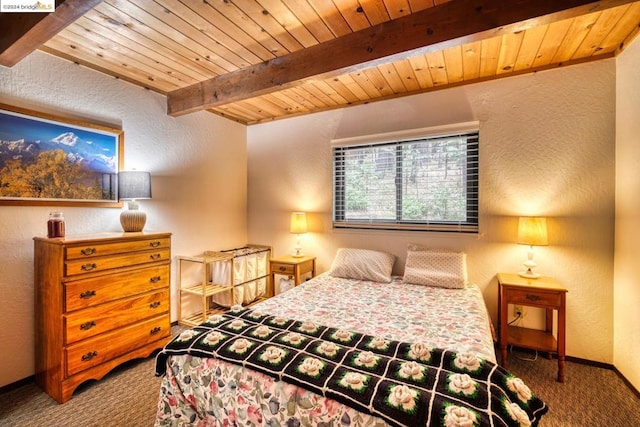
[
  {"x1": 402, "y1": 250, "x2": 467, "y2": 289},
  {"x1": 328, "y1": 248, "x2": 395, "y2": 283}
]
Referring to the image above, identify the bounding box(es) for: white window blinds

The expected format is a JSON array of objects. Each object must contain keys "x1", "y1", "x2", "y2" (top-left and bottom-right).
[{"x1": 333, "y1": 127, "x2": 479, "y2": 233}]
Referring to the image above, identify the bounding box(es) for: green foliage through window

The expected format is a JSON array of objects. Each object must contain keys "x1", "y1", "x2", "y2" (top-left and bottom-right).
[{"x1": 333, "y1": 130, "x2": 478, "y2": 232}]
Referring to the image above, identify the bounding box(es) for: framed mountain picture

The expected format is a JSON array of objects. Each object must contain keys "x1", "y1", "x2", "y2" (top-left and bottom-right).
[{"x1": 0, "y1": 103, "x2": 123, "y2": 207}]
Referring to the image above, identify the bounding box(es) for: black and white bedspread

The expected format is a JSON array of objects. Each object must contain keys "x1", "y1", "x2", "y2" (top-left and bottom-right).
[{"x1": 156, "y1": 306, "x2": 547, "y2": 426}]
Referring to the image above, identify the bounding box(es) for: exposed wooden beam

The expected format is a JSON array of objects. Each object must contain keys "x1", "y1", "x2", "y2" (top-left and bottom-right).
[
  {"x1": 167, "y1": 0, "x2": 635, "y2": 117},
  {"x1": 0, "y1": 0, "x2": 102, "y2": 67}
]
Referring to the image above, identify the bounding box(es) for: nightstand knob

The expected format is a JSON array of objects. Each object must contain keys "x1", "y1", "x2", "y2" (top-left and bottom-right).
[
  {"x1": 526, "y1": 294, "x2": 541, "y2": 302},
  {"x1": 150, "y1": 301, "x2": 161, "y2": 309},
  {"x1": 150, "y1": 275, "x2": 161, "y2": 283},
  {"x1": 150, "y1": 326, "x2": 162, "y2": 335},
  {"x1": 150, "y1": 253, "x2": 161, "y2": 260},
  {"x1": 279, "y1": 266, "x2": 286, "y2": 272},
  {"x1": 150, "y1": 241, "x2": 161, "y2": 248}
]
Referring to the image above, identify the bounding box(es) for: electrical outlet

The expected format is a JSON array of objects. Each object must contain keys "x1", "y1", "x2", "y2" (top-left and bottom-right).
[{"x1": 514, "y1": 305, "x2": 524, "y2": 317}]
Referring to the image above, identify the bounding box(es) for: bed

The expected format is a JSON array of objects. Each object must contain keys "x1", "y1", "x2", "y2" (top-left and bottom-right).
[{"x1": 155, "y1": 248, "x2": 548, "y2": 426}]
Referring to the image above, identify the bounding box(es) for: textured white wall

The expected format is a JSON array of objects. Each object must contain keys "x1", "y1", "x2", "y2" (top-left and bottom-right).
[
  {"x1": 0, "y1": 51, "x2": 248, "y2": 387},
  {"x1": 614, "y1": 36, "x2": 640, "y2": 391},
  {"x1": 248, "y1": 59, "x2": 617, "y2": 364}
]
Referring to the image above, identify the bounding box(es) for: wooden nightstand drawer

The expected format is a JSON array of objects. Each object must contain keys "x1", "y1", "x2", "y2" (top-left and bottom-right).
[
  {"x1": 506, "y1": 288, "x2": 562, "y2": 308},
  {"x1": 271, "y1": 262, "x2": 295, "y2": 275}
]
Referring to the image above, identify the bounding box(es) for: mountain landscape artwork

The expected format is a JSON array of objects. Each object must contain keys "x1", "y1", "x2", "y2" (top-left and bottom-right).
[{"x1": 0, "y1": 105, "x2": 121, "y2": 204}]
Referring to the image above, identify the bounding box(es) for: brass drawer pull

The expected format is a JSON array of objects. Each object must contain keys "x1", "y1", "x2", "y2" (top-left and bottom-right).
[
  {"x1": 81, "y1": 351, "x2": 98, "y2": 362},
  {"x1": 80, "y1": 290, "x2": 96, "y2": 299},
  {"x1": 80, "y1": 247, "x2": 97, "y2": 256},
  {"x1": 150, "y1": 275, "x2": 161, "y2": 283},
  {"x1": 150, "y1": 326, "x2": 162, "y2": 335},
  {"x1": 80, "y1": 321, "x2": 96, "y2": 330},
  {"x1": 150, "y1": 241, "x2": 161, "y2": 248},
  {"x1": 81, "y1": 263, "x2": 97, "y2": 272},
  {"x1": 150, "y1": 253, "x2": 161, "y2": 261},
  {"x1": 526, "y1": 294, "x2": 541, "y2": 302},
  {"x1": 279, "y1": 266, "x2": 286, "y2": 272},
  {"x1": 150, "y1": 301, "x2": 161, "y2": 309}
]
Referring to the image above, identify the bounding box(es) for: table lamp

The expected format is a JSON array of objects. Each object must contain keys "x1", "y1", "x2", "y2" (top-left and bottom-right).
[
  {"x1": 290, "y1": 212, "x2": 307, "y2": 257},
  {"x1": 517, "y1": 216, "x2": 548, "y2": 279},
  {"x1": 118, "y1": 171, "x2": 151, "y2": 232}
]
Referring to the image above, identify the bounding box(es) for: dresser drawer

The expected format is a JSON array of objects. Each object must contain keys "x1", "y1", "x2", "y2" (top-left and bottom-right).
[
  {"x1": 271, "y1": 262, "x2": 294, "y2": 275},
  {"x1": 64, "y1": 265, "x2": 169, "y2": 312},
  {"x1": 507, "y1": 288, "x2": 562, "y2": 308},
  {"x1": 64, "y1": 290, "x2": 169, "y2": 344},
  {"x1": 65, "y1": 248, "x2": 170, "y2": 277},
  {"x1": 65, "y1": 237, "x2": 171, "y2": 260},
  {"x1": 65, "y1": 315, "x2": 170, "y2": 376}
]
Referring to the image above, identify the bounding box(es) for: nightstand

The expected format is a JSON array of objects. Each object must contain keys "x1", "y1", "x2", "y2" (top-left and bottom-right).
[
  {"x1": 497, "y1": 273, "x2": 568, "y2": 382},
  {"x1": 270, "y1": 255, "x2": 316, "y2": 296}
]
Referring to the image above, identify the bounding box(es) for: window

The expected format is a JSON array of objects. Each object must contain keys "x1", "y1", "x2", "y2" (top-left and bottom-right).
[{"x1": 333, "y1": 125, "x2": 479, "y2": 232}]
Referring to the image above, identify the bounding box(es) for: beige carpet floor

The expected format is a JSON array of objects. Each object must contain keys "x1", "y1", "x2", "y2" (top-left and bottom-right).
[
  {"x1": 0, "y1": 349, "x2": 638, "y2": 426},
  {"x1": 505, "y1": 350, "x2": 640, "y2": 426},
  {"x1": 0, "y1": 357, "x2": 161, "y2": 427}
]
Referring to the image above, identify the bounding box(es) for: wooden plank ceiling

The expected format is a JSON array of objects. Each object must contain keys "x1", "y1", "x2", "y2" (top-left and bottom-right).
[{"x1": 7, "y1": 0, "x2": 640, "y2": 124}]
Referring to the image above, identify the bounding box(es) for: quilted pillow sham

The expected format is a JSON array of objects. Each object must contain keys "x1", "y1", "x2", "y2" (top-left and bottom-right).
[
  {"x1": 402, "y1": 250, "x2": 468, "y2": 289},
  {"x1": 328, "y1": 248, "x2": 395, "y2": 283}
]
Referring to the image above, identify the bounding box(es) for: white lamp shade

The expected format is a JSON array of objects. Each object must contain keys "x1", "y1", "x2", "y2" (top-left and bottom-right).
[
  {"x1": 118, "y1": 171, "x2": 151, "y2": 200},
  {"x1": 290, "y1": 212, "x2": 307, "y2": 234},
  {"x1": 517, "y1": 217, "x2": 548, "y2": 246}
]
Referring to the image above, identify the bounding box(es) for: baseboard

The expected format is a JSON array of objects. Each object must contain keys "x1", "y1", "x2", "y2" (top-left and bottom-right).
[
  {"x1": 613, "y1": 366, "x2": 640, "y2": 399},
  {"x1": 504, "y1": 345, "x2": 639, "y2": 397},
  {"x1": 0, "y1": 375, "x2": 34, "y2": 395},
  {"x1": 565, "y1": 354, "x2": 613, "y2": 370}
]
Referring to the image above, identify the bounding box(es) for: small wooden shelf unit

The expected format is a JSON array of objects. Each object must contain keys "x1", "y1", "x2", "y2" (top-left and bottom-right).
[{"x1": 177, "y1": 245, "x2": 271, "y2": 327}]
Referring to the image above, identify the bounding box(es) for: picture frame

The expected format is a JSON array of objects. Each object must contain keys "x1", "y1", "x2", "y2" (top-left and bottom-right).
[{"x1": 0, "y1": 103, "x2": 124, "y2": 207}]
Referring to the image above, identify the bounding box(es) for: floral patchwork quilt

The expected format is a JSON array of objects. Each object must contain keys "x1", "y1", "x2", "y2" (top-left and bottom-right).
[
  {"x1": 248, "y1": 274, "x2": 497, "y2": 362},
  {"x1": 155, "y1": 306, "x2": 547, "y2": 426}
]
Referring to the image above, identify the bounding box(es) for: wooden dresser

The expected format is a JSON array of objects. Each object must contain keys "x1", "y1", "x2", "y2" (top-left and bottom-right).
[{"x1": 33, "y1": 232, "x2": 172, "y2": 403}]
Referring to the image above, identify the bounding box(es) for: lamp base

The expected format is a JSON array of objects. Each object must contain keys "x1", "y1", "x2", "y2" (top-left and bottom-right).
[
  {"x1": 120, "y1": 209, "x2": 147, "y2": 232},
  {"x1": 292, "y1": 234, "x2": 304, "y2": 257},
  {"x1": 518, "y1": 270, "x2": 541, "y2": 279},
  {"x1": 519, "y1": 251, "x2": 540, "y2": 279}
]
